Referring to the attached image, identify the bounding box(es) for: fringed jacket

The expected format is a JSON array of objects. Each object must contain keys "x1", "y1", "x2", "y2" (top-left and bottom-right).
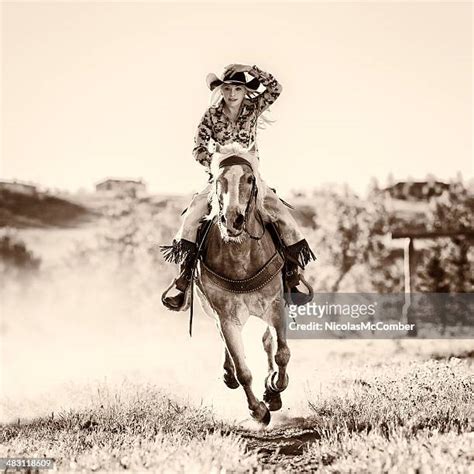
[{"x1": 193, "y1": 65, "x2": 282, "y2": 168}]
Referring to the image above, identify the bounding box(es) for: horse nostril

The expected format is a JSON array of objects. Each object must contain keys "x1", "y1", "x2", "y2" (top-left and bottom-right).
[{"x1": 234, "y1": 213, "x2": 244, "y2": 229}]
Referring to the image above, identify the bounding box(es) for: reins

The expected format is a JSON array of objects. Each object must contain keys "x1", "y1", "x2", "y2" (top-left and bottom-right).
[
  {"x1": 187, "y1": 216, "x2": 214, "y2": 337},
  {"x1": 242, "y1": 176, "x2": 266, "y2": 241}
]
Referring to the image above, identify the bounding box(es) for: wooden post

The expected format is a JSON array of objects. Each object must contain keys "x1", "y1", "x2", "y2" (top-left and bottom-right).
[
  {"x1": 402, "y1": 238, "x2": 412, "y2": 324},
  {"x1": 391, "y1": 229, "x2": 473, "y2": 337},
  {"x1": 402, "y1": 237, "x2": 417, "y2": 336}
]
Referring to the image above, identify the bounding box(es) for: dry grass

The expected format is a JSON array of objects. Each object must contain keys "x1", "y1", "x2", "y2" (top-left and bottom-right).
[
  {"x1": 1, "y1": 354, "x2": 472, "y2": 472},
  {"x1": 298, "y1": 359, "x2": 474, "y2": 472},
  {"x1": 309, "y1": 359, "x2": 473, "y2": 438},
  {"x1": 1, "y1": 385, "x2": 260, "y2": 472}
]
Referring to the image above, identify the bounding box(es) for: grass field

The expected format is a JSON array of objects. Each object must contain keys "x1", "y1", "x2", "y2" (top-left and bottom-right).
[
  {"x1": 1, "y1": 335, "x2": 473, "y2": 472},
  {"x1": 1, "y1": 194, "x2": 473, "y2": 472}
]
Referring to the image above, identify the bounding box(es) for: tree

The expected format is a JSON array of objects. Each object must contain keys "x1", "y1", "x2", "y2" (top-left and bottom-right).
[
  {"x1": 422, "y1": 181, "x2": 474, "y2": 293},
  {"x1": 318, "y1": 188, "x2": 402, "y2": 292}
]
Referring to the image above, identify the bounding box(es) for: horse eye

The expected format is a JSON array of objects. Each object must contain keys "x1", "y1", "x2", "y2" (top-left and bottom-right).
[{"x1": 247, "y1": 176, "x2": 253, "y2": 184}]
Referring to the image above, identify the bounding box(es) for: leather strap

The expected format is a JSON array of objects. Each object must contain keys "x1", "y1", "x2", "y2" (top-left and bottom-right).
[
  {"x1": 219, "y1": 155, "x2": 253, "y2": 169},
  {"x1": 200, "y1": 252, "x2": 284, "y2": 293}
]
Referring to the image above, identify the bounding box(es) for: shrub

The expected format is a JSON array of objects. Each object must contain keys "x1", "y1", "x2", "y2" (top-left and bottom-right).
[{"x1": 0, "y1": 229, "x2": 41, "y2": 271}]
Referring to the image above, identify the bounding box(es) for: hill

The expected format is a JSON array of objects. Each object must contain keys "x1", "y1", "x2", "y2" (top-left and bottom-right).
[{"x1": 0, "y1": 189, "x2": 92, "y2": 228}]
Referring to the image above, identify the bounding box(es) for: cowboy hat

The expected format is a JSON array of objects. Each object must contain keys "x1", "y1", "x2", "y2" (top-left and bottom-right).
[{"x1": 206, "y1": 70, "x2": 260, "y2": 91}]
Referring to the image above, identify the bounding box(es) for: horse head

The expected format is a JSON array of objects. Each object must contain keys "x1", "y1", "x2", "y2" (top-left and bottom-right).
[{"x1": 209, "y1": 143, "x2": 265, "y2": 242}]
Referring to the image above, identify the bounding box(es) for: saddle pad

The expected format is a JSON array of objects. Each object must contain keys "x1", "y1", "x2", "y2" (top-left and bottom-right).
[{"x1": 200, "y1": 251, "x2": 284, "y2": 293}]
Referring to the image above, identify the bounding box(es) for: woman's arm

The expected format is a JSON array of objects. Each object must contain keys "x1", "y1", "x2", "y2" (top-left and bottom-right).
[
  {"x1": 224, "y1": 64, "x2": 283, "y2": 114},
  {"x1": 248, "y1": 64, "x2": 283, "y2": 114},
  {"x1": 192, "y1": 109, "x2": 213, "y2": 168}
]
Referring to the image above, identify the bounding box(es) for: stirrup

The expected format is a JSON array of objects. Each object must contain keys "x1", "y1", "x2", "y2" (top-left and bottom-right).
[
  {"x1": 284, "y1": 274, "x2": 313, "y2": 306},
  {"x1": 161, "y1": 278, "x2": 192, "y2": 312}
]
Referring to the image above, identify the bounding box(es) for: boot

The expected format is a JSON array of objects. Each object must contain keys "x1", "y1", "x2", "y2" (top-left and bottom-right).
[
  {"x1": 284, "y1": 261, "x2": 313, "y2": 305},
  {"x1": 161, "y1": 240, "x2": 198, "y2": 311},
  {"x1": 283, "y1": 239, "x2": 315, "y2": 306}
]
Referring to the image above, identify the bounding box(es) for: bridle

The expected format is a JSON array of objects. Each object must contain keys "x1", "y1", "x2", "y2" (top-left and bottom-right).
[{"x1": 217, "y1": 155, "x2": 266, "y2": 241}]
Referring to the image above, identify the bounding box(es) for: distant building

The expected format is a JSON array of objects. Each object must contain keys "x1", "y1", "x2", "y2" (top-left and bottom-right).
[
  {"x1": 0, "y1": 180, "x2": 38, "y2": 196},
  {"x1": 95, "y1": 178, "x2": 147, "y2": 197},
  {"x1": 383, "y1": 181, "x2": 450, "y2": 201}
]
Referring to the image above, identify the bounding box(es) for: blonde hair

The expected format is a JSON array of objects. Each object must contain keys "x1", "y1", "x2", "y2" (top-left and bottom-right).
[{"x1": 209, "y1": 84, "x2": 275, "y2": 129}]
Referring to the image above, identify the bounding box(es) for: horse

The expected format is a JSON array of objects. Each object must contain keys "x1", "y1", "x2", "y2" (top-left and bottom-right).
[{"x1": 193, "y1": 145, "x2": 291, "y2": 426}]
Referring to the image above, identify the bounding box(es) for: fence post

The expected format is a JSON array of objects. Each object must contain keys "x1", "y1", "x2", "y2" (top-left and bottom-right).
[{"x1": 402, "y1": 237, "x2": 417, "y2": 336}]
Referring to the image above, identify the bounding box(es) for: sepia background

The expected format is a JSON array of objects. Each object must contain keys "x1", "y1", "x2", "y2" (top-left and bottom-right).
[{"x1": 1, "y1": 1, "x2": 473, "y2": 472}]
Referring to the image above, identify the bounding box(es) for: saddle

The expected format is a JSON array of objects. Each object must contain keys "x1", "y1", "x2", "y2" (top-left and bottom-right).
[
  {"x1": 195, "y1": 218, "x2": 313, "y2": 300},
  {"x1": 163, "y1": 215, "x2": 314, "y2": 336}
]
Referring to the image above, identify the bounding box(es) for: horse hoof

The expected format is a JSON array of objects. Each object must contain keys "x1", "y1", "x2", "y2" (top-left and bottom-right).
[
  {"x1": 251, "y1": 401, "x2": 271, "y2": 426},
  {"x1": 265, "y1": 372, "x2": 289, "y2": 393},
  {"x1": 263, "y1": 389, "x2": 282, "y2": 411},
  {"x1": 223, "y1": 371, "x2": 239, "y2": 389}
]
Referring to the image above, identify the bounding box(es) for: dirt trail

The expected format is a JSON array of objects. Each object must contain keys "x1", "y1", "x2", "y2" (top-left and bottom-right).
[{"x1": 236, "y1": 418, "x2": 323, "y2": 471}]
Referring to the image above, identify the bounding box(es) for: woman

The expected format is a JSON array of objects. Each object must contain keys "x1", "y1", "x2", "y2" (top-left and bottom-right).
[{"x1": 162, "y1": 63, "x2": 314, "y2": 310}]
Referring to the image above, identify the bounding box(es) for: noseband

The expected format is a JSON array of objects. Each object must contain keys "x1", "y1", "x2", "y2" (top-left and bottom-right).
[{"x1": 218, "y1": 155, "x2": 265, "y2": 240}]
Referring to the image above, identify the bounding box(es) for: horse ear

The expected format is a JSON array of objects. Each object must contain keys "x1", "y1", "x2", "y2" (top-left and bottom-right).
[
  {"x1": 215, "y1": 143, "x2": 221, "y2": 153},
  {"x1": 248, "y1": 141, "x2": 256, "y2": 153}
]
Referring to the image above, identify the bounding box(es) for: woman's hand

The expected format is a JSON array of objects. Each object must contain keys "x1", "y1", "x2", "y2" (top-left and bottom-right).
[{"x1": 224, "y1": 64, "x2": 252, "y2": 76}]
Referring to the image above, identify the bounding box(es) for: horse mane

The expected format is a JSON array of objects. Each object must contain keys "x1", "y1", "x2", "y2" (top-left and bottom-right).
[{"x1": 207, "y1": 143, "x2": 268, "y2": 221}]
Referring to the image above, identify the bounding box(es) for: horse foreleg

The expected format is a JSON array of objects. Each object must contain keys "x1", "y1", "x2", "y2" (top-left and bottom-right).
[
  {"x1": 223, "y1": 348, "x2": 239, "y2": 389},
  {"x1": 221, "y1": 320, "x2": 270, "y2": 425},
  {"x1": 215, "y1": 320, "x2": 239, "y2": 389}
]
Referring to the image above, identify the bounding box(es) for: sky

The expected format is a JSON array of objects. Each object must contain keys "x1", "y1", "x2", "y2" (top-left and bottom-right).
[{"x1": 1, "y1": 1, "x2": 472, "y2": 196}]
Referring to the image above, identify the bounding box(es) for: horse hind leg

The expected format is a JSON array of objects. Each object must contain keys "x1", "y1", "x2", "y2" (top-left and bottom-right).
[
  {"x1": 273, "y1": 323, "x2": 290, "y2": 392},
  {"x1": 221, "y1": 320, "x2": 270, "y2": 426},
  {"x1": 262, "y1": 326, "x2": 275, "y2": 373},
  {"x1": 263, "y1": 310, "x2": 291, "y2": 411},
  {"x1": 262, "y1": 326, "x2": 283, "y2": 411}
]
